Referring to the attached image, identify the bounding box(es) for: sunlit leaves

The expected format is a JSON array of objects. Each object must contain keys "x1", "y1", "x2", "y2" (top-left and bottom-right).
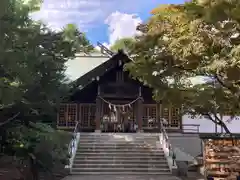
[
  {"x1": 110, "y1": 38, "x2": 136, "y2": 53},
  {"x1": 126, "y1": 0, "x2": 240, "y2": 130}
]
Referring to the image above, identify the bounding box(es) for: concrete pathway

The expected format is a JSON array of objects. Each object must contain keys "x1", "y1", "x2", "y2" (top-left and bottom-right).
[{"x1": 62, "y1": 175, "x2": 181, "y2": 180}]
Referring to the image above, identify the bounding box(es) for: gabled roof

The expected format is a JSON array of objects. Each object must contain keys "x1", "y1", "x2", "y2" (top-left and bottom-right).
[
  {"x1": 70, "y1": 50, "x2": 130, "y2": 89},
  {"x1": 65, "y1": 52, "x2": 109, "y2": 82}
]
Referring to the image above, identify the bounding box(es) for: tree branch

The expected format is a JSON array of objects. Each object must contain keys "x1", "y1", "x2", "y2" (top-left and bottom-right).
[
  {"x1": 204, "y1": 112, "x2": 231, "y2": 134},
  {"x1": 0, "y1": 103, "x2": 15, "y2": 110},
  {"x1": 203, "y1": 113, "x2": 218, "y2": 123},
  {"x1": 215, "y1": 74, "x2": 236, "y2": 93},
  {"x1": 0, "y1": 112, "x2": 20, "y2": 127}
]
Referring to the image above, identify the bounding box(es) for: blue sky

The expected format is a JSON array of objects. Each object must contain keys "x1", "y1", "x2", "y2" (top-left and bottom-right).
[{"x1": 32, "y1": 0, "x2": 185, "y2": 47}]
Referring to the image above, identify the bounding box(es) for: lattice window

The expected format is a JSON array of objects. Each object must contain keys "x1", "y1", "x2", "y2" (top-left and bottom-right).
[
  {"x1": 67, "y1": 104, "x2": 77, "y2": 127},
  {"x1": 102, "y1": 102, "x2": 110, "y2": 118},
  {"x1": 80, "y1": 105, "x2": 89, "y2": 127},
  {"x1": 142, "y1": 105, "x2": 157, "y2": 128},
  {"x1": 89, "y1": 105, "x2": 96, "y2": 127},
  {"x1": 57, "y1": 104, "x2": 77, "y2": 127},
  {"x1": 79, "y1": 104, "x2": 96, "y2": 128},
  {"x1": 170, "y1": 107, "x2": 180, "y2": 128},
  {"x1": 162, "y1": 107, "x2": 169, "y2": 127},
  {"x1": 58, "y1": 104, "x2": 67, "y2": 126},
  {"x1": 142, "y1": 106, "x2": 148, "y2": 127}
]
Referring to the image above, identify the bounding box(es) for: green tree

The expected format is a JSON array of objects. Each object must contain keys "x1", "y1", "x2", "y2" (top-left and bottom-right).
[
  {"x1": 0, "y1": 0, "x2": 92, "y2": 179},
  {"x1": 126, "y1": 0, "x2": 240, "y2": 133},
  {"x1": 110, "y1": 38, "x2": 136, "y2": 53},
  {"x1": 63, "y1": 24, "x2": 94, "y2": 53}
]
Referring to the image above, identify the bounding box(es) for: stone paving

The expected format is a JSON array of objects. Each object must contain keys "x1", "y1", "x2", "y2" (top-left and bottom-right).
[{"x1": 62, "y1": 175, "x2": 181, "y2": 180}]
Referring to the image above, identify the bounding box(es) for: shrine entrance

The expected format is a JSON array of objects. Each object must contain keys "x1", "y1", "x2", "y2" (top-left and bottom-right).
[{"x1": 100, "y1": 97, "x2": 138, "y2": 133}]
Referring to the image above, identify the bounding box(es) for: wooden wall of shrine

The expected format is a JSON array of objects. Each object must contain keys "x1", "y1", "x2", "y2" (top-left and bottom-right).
[
  {"x1": 57, "y1": 102, "x2": 181, "y2": 131},
  {"x1": 203, "y1": 137, "x2": 240, "y2": 179},
  {"x1": 57, "y1": 64, "x2": 182, "y2": 131}
]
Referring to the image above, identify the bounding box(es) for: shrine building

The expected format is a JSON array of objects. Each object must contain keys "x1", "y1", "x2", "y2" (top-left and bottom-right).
[{"x1": 57, "y1": 49, "x2": 181, "y2": 133}]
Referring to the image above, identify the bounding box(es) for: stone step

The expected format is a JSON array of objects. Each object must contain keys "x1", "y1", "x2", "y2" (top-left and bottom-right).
[
  {"x1": 76, "y1": 149, "x2": 164, "y2": 153},
  {"x1": 79, "y1": 136, "x2": 158, "y2": 139},
  {"x1": 80, "y1": 136, "x2": 159, "y2": 141},
  {"x1": 75, "y1": 152, "x2": 165, "y2": 157},
  {"x1": 79, "y1": 140, "x2": 157, "y2": 143},
  {"x1": 78, "y1": 146, "x2": 162, "y2": 150},
  {"x1": 77, "y1": 146, "x2": 159, "y2": 150},
  {"x1": 73, "y1": 159, "x2": 167, "y2": 164},
  {"x1": 78, "y1": 142, "x2": 157, "y2": 145},
  {"x1": 76, "y1": 149, "x2": 163, "y2": 153},
  {"x1": 78, "y1": 141, "x2": 159, "y2": 143},
  {"x1": 79, "y1": 134, "x2": 159, "y2": 137},
  {"x1": 64, "y1": 175, "x2": 180, "y2": 180},
  {"x1": 79, "y1": 136, "x2": 159, "y2": 139},
  {"x1": 80, "y1": 136, "x2": 159, "y2": 138},
  {"x1": 72, "y1": 164, "x2": 169, "y2": 168},
  {"x1": 73, "y1": 134, "x2": 170, "y2": 176},
  {"x1": 80, "y1": 133, "x2": 159, "y2": 135},
  {"x1": 78, "y1": 142, "x2": 158, "y2": 146},
  {"x1": 71, "y1": 167, "x2": 170, "y2": 173},
  {"x1": 71, "y1": 171, "x2": 172, "y2": 175},
  {"x1": 74, "y1": 156, "x2": 166, "y2": 161}
]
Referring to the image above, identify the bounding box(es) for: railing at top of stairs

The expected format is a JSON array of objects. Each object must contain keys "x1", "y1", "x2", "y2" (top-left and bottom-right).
[
  {"x1": 159, "y1": 118, "x2": 177, "y2": 173},
  {"x1": 65, "y1": 121, "x2": 80, "y2": 171}
]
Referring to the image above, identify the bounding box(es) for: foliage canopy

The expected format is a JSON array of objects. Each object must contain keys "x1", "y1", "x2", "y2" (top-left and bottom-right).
[
  {"x1": 0, "y1": 0, "x2": 92, "y2": 179},
  {"x1": 110, "y1": 38, "x2": 136, "y2": 53},
  {"x1": 126, "y1": 0, "x2": 240, "y2": 133}
]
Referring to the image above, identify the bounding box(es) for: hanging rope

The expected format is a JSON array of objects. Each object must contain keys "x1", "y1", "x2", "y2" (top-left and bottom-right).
[{"x1": 98, "y1": 96, "x2": 141, "y2": 107}]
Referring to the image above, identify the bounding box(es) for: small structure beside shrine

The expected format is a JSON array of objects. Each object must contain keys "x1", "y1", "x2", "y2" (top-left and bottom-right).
[
  {"x1": 200, "y1": 133, "x2": 240, "y2": 179},
  {"x1": 57, "y1": 50, "x2": 182, "y2": 133}
]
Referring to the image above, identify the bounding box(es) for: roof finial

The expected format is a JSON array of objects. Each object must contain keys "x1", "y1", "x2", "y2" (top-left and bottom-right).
[{"x1": 97, "y1": 42, "x2": 114, "y2": 57}]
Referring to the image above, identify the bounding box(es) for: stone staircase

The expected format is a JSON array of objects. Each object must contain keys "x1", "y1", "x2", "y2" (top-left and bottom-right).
[{"x1": 71, "y1": 133, "x2": 172, "y2": 175}]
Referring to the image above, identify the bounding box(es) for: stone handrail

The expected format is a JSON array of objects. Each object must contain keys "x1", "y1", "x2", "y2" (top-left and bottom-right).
[
  {"x1": 159, "y1": 118, "x2": 177, "y2": 173},
  {"x1": 65, "y1": 121, "x2": 80, "y2": 171}
]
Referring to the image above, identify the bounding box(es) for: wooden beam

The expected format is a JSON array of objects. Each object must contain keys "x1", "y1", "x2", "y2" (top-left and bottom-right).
[
  {"x1": 95, "y1": 97, "x2": 101, "y2": 132},
  {"x1": 137, "y1": 98, "x2": 143, "y2": 132},
  {"x1": 97, "y1": 42, "x2": 114, "y2": 57},
  {"x1": 157, "y1": 103, "x2": 161, "y2": 131}
]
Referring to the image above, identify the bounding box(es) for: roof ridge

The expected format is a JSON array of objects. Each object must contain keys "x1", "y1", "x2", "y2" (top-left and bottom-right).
[{"x1": 75, "y1": 52, "x2": 110, "y2": 57}]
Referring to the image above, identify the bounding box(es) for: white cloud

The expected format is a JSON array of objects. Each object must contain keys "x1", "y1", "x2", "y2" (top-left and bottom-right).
[
  {"x1": 93, "y1": 12, "x2": 142, "y2": 50},
  {"x1": 105, "y1": 11, "x2": 142, "y2": 45},
  {"x1": 31, "y1": 0, "x2": 103, "y2": 31},
  {"x1": 31, "y1": 0, "x2": 156, "y2": 31}
]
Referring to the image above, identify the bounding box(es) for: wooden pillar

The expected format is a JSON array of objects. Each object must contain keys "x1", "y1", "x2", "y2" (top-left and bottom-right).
[
  {"x1": 137, "y1": 98, "x2": 143, "y2": 132},
  {"x1": 95, "y1": 97, "x2": 101, "y2": 132},
  {"x1": 137, "y1": 87, "x2": 143, "y2": 132},
  {"x1": 95, "y1": 86, "x2": 101, "y2": 132},
  {"x1": 157, "y1": 102, "x2": 161, "y2": 132}
]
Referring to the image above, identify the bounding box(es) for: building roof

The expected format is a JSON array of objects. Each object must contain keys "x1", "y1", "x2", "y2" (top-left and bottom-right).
[
  {"x1": 66, "y1": 50, "x2": 130, "y2": 91},
  {"x1": 65, "y1": 50, "x2": 211, "y2": 91},
  {"x1": 65, "y1": 52, "x2": 109, "y2": 82}
]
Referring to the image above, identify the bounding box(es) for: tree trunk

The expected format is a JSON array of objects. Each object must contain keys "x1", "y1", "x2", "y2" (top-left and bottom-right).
[
  {"x1": 205, "y1": 113, "x2": 231, "y2": 134},
  {"x1": 26, "y1": 157, "x2": 39, "y2": 180},
  {"x1": 30, "y1": 158, "x2": 38, "y2": 180},
  {"x1": 218, "y1": 120, "x2": 231, "y2": 134},
  {"x1": 216, "y1": 119, "x2": 235, "y2": 145}
]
